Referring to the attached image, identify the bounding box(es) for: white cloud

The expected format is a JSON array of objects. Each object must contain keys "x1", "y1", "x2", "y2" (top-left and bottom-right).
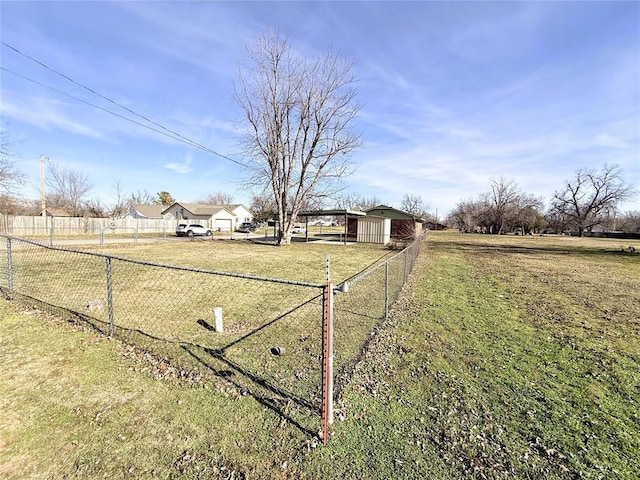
[
  {"x1": 2, "y1": 94, "x2": 105, "y2": 139},
  {"x1": 595, "y1": 134, "x2": 632, "y2": 149},
  {"x1": 164, "y1": 155, "x2": 193, "y2": 174}
]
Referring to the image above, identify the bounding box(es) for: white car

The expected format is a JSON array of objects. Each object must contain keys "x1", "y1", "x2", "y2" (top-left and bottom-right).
[
  {"x1": 175, "y1": 223, "x2": 212, "y2": 237},
  {"x1": 291, "y1": 225, "x2": 306, "y2": 234}
]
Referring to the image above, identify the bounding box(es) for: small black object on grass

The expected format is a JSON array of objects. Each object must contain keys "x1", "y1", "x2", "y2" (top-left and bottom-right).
[{"x1": 270, "y1": 346, "x2": 285, "y2": 356}]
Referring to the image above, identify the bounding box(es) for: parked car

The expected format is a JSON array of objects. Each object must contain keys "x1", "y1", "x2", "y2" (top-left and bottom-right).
[
  {"x1": 312, "y1": 219, "x2": 338, "y2": 227},
  {"x1": 237, "y1": 222, "x2": 256, "y2": 233},
  {"x1": 291, "y1": 225, "x2": 306, "y2": 234},
  {"x1": 176, "y1": 223, "x2": 212, "y2": 237}
]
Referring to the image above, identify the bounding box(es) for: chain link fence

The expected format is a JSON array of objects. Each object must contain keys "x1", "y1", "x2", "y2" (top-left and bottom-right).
[
  {"x1": 1, "y1": 233, "x2": 424, "y2": 438},
  {"x1": 332, "y1": 237, "x2": 423, "y2": 398}
]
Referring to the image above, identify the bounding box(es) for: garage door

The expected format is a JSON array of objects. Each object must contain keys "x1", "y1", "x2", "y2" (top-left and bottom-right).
[{"x1": 214, "y1": 219, "x2": 232, "y2": 232}]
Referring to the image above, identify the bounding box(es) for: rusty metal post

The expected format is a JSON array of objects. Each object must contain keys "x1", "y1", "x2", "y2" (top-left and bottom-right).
[{"x1": 321, "y1": 255, "x2": 334, "y2": 443}]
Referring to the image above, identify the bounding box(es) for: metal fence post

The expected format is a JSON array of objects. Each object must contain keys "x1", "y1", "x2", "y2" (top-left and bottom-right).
[
  {"x1": 321, "y1": 255, "x2": 334, "y2": 443},
  {"x1": 6, "y1": 237, "x2": 13, "y2": 299},
  {"x1": 384, "y1": 261, "x2": 389, "y2": 319},
  {"x1": 105, "y1": 257, "x2": 115, "y2": 337},
  {"x1": 404, "y1": 248, "x2": 408, "y2": 282}
]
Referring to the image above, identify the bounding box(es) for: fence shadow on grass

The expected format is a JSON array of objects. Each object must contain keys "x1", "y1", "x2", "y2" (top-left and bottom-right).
[
  {"x1": 1, "y1": 288, "x2": 322, "y2": 439},
  {"x1": 438, "y1": 238, "x2": 640, "y2": 258},
  {"x1": 2, "y1": 290, "x2": 111, "y2": 337},
  {"x1": 181, "y1": 345, "x2": 318, "y2": 438},
  {"x1": 180, "y1": 296, "x2": 323, "y2": 437}
]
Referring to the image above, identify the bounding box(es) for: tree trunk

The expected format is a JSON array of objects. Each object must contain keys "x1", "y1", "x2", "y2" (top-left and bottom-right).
[{"x1": 277, "y1": 229, "x2": 291, "y2": 246}]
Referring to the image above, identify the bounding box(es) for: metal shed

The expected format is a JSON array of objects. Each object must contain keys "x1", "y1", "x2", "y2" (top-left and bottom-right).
[{"x1": 357, "y1": 216, "x2": 391, "y2": 244}]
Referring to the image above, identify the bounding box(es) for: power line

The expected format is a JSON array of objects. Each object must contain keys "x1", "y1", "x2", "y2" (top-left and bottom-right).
[{"x1": 1, "y1": 42, "x2": 250, "y2": 169}]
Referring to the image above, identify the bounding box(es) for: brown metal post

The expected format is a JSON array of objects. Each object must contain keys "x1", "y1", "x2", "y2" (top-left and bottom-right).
[{"x1": 321, "y1": 256, "x2": 334, "y2": 443}]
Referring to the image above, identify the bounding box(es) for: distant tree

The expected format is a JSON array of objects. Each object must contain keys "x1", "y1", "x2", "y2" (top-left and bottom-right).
[
  {"x1": 483, "y1": 177, "x2": 521, "y2": 234},
  {"x1": 0, "y1": 129, "x2": 26, "y2": 194},
  {"x1": 449, "y1": 197, "x2": 483, "y2": 233},
  {"x1": 617, "y1": 211, "x2": 640, "y2": 233},
  {"x1": 249, "y1": 192, "x2": 277, "y2": 223},
  {"x1": 154, "y1": 191, "x2": 175, "y2": 206},
  {"x1": 512, "y1": 193, "x2": 546, "y2": 234},
  {"x1": 549, "y1": 164, "x2": 636, "y2": 236},
  {"x1": 401, "y1": 193, "x2": 429, "y2": 217},
  {"x1": 46, "y1": 164, "x2": 94, "y2": 216},
  {"x1": 106, "y1": 180, "x2": 130, "y2": 218},
  {"x1": 544, "y1": 210, "x2": 570, "y2": 234},
  {"x1": 0, "y1": 195, "x2": 40, "y2": 215},
  {"x1": 197, "y1": 191, "x2": 235, "y2": 205},
  {"x1": 0, "y1": 194, "x2": 22, "y2": 214},
  {"x1": 129, "y1": 189, "x2": 156, "y2": 205},
  {"x1": 234, "y1": 30, "x2": 361, "y2": 245},
  {"x1": 450, "y1": 179, "x2": 545, "y2": 234},
  {"x1": 84, "y1": 198, "x2": 106, "y2": 217},
  {"x1": 334, "y1": 193, "x2": 381, "y2": 211}
]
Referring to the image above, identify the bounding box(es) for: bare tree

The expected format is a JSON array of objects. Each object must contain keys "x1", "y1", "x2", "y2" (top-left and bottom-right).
[
  {"x1": 46, "y1": 164, "x2": 94, "y2": 216},
  {"x1": 234, "y1": 30, "x2": 361, "y2": 245},
  {"x1": 449, "y1": 197, "x2": 482, "y2": 233},
  {"x1": 129, "y1": 189, "x2": 156, "y2": 205},
  {"x1": 107, "y1": 180, "x2": 130, "y2": 218},
  {"x1": 84, "y1": 198, "x2": 106, "y2": 217},
  {"x1": 0, "y1": 129, "x2": 26, "y2": 194},
  {"x1": 197, "y1": 191, "x2": 235, "y2": 205},
  {"x1": 0, "y1": 194, "x2": 22, "y2": 214},
  {"x1": 513, "y1": 193, "x2": 545, "y2": 234},
  {"x1": 250, "y1": 192, "x2": 277, "y2": 223},
  {"x1": 334, "y1": 193, "x2": 381, "y2": 211},
  {"x1": 401, "y1": 193, "x2": 428, "y2": 217},
  {"x1": 0, "y1": 195, "x2": 39, "y2": 215},
  {"x1": 617, "y1": 210, "x2": 640, "y2": 233},
  {"x1": 450, "y1": 180, "x2": 546, "y2": 234},
  {"x1": 484, "y1": 177, "x2": 521, "y2": 234},
  {"x1": 550, "y1": 164, "x2": 637, "y2": 236}
]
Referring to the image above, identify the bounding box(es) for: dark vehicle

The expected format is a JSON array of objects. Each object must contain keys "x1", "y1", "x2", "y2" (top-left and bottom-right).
[
  {"x1": 176, "y1": 223, "x2": 212, "y2": 237},
  {"x1": 237, "y1": 222, "x2": 256, "y2": 233}
]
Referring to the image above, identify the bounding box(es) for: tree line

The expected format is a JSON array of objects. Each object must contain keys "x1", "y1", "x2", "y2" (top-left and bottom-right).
[{"x1": 448, "y1": 165, "x2": 638, "y2": 236}]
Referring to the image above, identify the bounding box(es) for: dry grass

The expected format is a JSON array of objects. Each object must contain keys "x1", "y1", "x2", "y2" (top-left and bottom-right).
[
  {"x1": 2, "y1": 231, "x2": 638, "y2": 478},
  {"x1": 313, "y1": 232, "x2": 639, "y2": 479}
]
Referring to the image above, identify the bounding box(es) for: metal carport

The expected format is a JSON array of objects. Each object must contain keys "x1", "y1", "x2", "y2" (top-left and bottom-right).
[{"x1": 296, "y1": 209, "x2": 367, "y2": 245}]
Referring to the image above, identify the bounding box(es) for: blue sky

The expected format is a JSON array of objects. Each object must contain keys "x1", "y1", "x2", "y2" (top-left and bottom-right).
[{"x1": 1, "y1": 1, "x2": 639, "y2": 215}]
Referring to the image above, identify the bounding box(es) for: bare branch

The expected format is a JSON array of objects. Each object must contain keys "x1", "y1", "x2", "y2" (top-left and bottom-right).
[
  {"x1": 46, "y1": 163, "x2": 94, "y2": 216},
  {"x1": 550, "y1": 164, "x2": 637, "y2": 236},
  {"x1": 234, "y1": 30, "x2": 361, "y2": 245},
  {"x1": 0, "y1": 129, "x2": 27, "y2": 194}
]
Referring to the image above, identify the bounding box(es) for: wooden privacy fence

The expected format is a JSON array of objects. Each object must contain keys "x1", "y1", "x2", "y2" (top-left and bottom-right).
[{"x1": 0, "y1": 215, "x2": 174, "y2": 236}]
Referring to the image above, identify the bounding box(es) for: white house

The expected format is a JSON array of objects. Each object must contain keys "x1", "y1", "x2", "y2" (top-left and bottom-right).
[
  {"x1": 226, "y1": 204, "x2": 254, "y2": 227},
  {"x1": 129, "y1": 204, "x2": 168, "y2": 220},
  {"x1": 160, "y1": 203, "x2": 250, "y2": 232}
]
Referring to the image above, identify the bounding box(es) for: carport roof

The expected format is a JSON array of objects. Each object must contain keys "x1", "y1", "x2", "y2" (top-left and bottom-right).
[{"x1": 297, "y1": 209, "x2": 367, "y2": 217}]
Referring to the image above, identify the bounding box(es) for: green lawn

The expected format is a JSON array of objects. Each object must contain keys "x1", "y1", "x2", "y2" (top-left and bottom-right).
[{"x1": 1, "y1": 232, "x2": 638, "y2": 478}]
